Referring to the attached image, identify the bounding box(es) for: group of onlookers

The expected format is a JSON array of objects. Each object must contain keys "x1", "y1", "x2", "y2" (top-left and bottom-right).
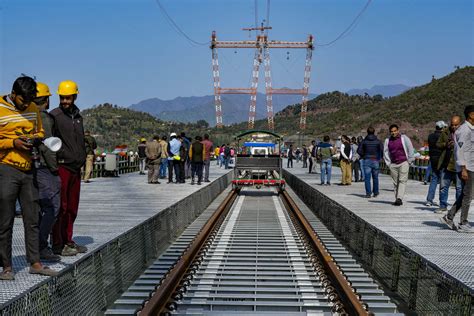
[
  {"x1": 139, "y1": 133, "x2": 214, "y2": 185},
  {"x1": 1, "y1": 76, "x2": 91, "y2": 280},
  {"x1": 287, "y1": 105, "x2": 473, "y2": 233}
]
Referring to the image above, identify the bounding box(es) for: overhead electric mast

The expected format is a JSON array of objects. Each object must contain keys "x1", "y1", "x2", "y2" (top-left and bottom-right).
[{"x1": 211, "y1": 27, "x2": 314, "y2": 130}]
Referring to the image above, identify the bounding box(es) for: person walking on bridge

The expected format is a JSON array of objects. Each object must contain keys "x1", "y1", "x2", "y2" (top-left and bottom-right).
[
  {"x1": 159, "y1": 135, "x2": 168, "y2": 179},
  {"x1": 167, "y1": 133, "x2": 181, "y2": 183},
  {"x1": 51, "y1": 80, "x2": 87, "y2": 256},
  {"x1": 33, "y1": 82, "x2": 61, "y2": 262},
  {"x1": 384, "y1": 124, "x2": 415, "y2": 206},
  {"x1": 287, "y1": 144, "x2": 294, "y2": 168},
  {"x1": 317, "y1": 136, "x2": 335, "y2": 185},
  {"x1": 441, "y1": 106, "x2": 474, "y2": 233},
  {"x1": 0, "y1": 76, "x2": 58, "y2": 279},
  {"x1": 308, "y1": 140, "x2": 316, "y2": 173},
  {"x1": 339, "y1": 135, "x2": 353, "y2": 185},
  {"x1": 137, "y1": 138, "x2": 147, "y2": 175},
  {"x1": 190, "y1": 135, "x2": 205, "y2": 185},
  {"x1": 83, "y1": 130, "x2": 97, "y2": 183},
  {"x1": 357, "y1": 127, "x2": 383, "y2": 198},
  {"x1": 435, "y1": 115, "x2": 462, "y2": 214},
  {"x1": 145, "y1": 136, "x2": 161, "y2": 184},
  {"x1": 424, "y1": 121, "x2": 446, "y2": 207},
  {"x1": 201, "y1": 134, "x2": 213, "y2": 182}
]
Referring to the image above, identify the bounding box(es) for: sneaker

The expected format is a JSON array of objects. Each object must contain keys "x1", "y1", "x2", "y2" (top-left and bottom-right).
[
  {"x1": 365, "y1": 194, "x2": 371, "y2": 198},
  {"x1": 204, "y1": 180, "x2": 210, "y2": 182},
  {"x1": 69, "y1": 243, "x2": 88, "y2": 253},
  {"x1": 40, "y1": 248, "x2": 61, "y2": 262},
  {"x1": 457, "y1": 222, "x2": 473, "y2": 233},
  {"x1": 191, "y1": 180, "x2": 195, "y2": 185},
  {"x1": 440, "y1": 215, "x2": 456, "y2": 230},
  {"x1": 373, "y1": 193, "x2": 379, "y2": 198},
  {"x1": 434, "y1": 208, "x2": 447, "y2": 214},
  {"x1": 61, "y1": 244, "x2": 78, "y2": 256},
  {"x1": 197, "y1": 182, "x2": 201, "y2": 185}
]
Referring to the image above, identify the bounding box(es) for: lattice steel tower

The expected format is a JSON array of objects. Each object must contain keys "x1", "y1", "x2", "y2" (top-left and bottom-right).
[{"x1": 211, "y1": 27, "x2": 314, "y2": 130}]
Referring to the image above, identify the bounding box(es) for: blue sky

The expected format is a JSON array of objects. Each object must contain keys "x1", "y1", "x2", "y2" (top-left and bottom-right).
[{"x1": 0, "y1": 0, "x2": 472, "y2": 109}]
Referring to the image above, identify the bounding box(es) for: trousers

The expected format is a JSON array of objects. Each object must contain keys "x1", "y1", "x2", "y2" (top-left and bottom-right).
[{"x1": 0, "y1": 164, "x2": 40, "y2": 266}]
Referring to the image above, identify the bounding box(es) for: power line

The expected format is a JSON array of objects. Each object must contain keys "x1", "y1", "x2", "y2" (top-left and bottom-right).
[
  {"x1": 316, "y1": 0, "x2": 372, "y2": 47},
  {"x1": 154, "y1": 0, "x2": 210, "y2": 46}
]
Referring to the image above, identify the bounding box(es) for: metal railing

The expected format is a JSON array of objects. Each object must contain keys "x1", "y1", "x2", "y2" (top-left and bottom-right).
[{"x1": 84, "y1": 155, "x2": 140, "y2": 178}]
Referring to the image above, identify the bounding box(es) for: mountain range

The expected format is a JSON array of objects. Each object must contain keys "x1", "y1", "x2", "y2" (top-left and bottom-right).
[
  {"x1": 129, "y1": 93, "x2": 317, "y2": 126},
  {"x1": 346, "y1": 84, "x2": 411, "y2": 97},
  {"x1": 129, "y1": 84, "x2": 410, "y2": 126}
]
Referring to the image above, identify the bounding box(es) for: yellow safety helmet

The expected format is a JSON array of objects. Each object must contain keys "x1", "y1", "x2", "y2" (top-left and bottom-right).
[
  {"x1": 36, "y1": 82, "x2": 52, "y2": 97},
  {"x1": 57, "y1": 80, "x2": 79, "y2": 96},
  {"x1": 140, "y1": 138, "x2": 146, "y2": 142}
]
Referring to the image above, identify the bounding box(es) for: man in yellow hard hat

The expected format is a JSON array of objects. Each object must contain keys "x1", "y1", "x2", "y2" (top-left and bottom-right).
[
  {"x1": 33, "y1": 82, "x2": 62, "y2": 262},
  {"x1": 0, "y1": 76, "x2": 58, "y2": 279},
  {"x1": 50, "y1": 80, "x2": 87, "y2": 256}
]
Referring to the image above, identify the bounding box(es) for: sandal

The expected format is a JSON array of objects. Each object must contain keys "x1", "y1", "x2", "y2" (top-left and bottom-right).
[
  {"x1": 29, "y1": 266, "x2": 59, "y2": 277},
  {"x1": 0, "y1": 270, "x2": 15, "y2": 280}
]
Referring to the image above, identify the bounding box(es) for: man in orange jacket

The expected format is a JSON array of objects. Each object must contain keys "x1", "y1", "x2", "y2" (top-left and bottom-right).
[{"x1": 0, "y1": 76, "x2": 58, "y2": 280}]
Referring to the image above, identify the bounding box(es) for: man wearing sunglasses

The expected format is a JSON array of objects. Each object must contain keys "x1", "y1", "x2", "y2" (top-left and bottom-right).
[
  {"x1": 0, "y1": 76, "x2": 58, "y2": 280},
  {"x1": 383, "y1": 124, "x2": 415, "y2": 206}
]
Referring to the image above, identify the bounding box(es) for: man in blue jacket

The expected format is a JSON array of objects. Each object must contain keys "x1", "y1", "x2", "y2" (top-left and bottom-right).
[{"x1": 358, "y1": 127, "x2": 383, "y2": 198}]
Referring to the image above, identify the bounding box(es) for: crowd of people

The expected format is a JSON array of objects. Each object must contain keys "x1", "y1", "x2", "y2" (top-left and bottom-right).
[
  {"x1": 0, "y1": 76, "x2": 90, "y2": 280},
  {"x1": 287, "y1": 107, "x2": 473, "y2": 233},
  {"x1": 1, "y1": 75, "x2": 471, "y2": 283},
  {"x1": 139, "y1": 133, "x2": 215, "y2": 185}
]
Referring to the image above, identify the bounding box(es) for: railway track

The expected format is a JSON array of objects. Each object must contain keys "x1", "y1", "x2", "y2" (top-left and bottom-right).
[{"x1": 106, "y1": 187, "x2": 400, "y2": 315}]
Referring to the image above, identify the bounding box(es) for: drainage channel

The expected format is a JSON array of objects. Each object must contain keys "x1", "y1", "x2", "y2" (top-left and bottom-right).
[{"x1": 106, "y1": 187, "x2": 401, "y2": 315}]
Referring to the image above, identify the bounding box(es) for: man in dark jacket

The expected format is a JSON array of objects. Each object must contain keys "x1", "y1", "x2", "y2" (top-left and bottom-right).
[
  {"x1": 435, "y1": 115, "x2": 462, "y2": 213},
  {"x1": 34, "y1": 83, "x2": 61, "y2": 262},
  {"x1": 83, "y1": 130, "x2": 97, "y2": 183},
  {"x1": 137, "y1": 138, "x2": 147, "y2": 175},
  {"x1": 357, "y1": 127, "x2": 383, "y2": 198},
  {"x1": 50, "y1": 80, "x2": 87, "y2": 257},
  {"x1": 424, "y1": 121, "x2": 445, "y2": 206},
  {"x1": 189, "y1": 135, "x2": 205, "y2": 185}
]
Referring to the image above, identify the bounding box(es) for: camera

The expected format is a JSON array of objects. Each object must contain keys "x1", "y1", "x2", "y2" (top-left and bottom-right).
[{"x1": 26, "y1": 138, "x2": 42, "y2": 169}]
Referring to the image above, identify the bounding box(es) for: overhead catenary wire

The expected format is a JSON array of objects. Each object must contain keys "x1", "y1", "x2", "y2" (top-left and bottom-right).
[
  {"x1": 316, "y1": 0, "x2": 372, "y2": 47},
  {"x1": 154, "y1": 0, "x2": 210, "y2": 46}
]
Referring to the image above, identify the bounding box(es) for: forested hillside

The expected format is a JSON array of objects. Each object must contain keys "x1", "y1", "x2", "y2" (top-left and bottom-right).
[
  {"x1": 222, "y1": 66, "x2": 473, "y2": 146},
  {"x1": 82, "y1": 104, "x2": 213, "y2": 151}
]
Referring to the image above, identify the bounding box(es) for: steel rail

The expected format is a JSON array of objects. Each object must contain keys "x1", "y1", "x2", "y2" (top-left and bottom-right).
[
  {"x1": 137, "y1": 190, "x2": 238, "y2": 316},
  {"x1": 280, "y1": 190, "x2": 371, "y2": 316}
]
